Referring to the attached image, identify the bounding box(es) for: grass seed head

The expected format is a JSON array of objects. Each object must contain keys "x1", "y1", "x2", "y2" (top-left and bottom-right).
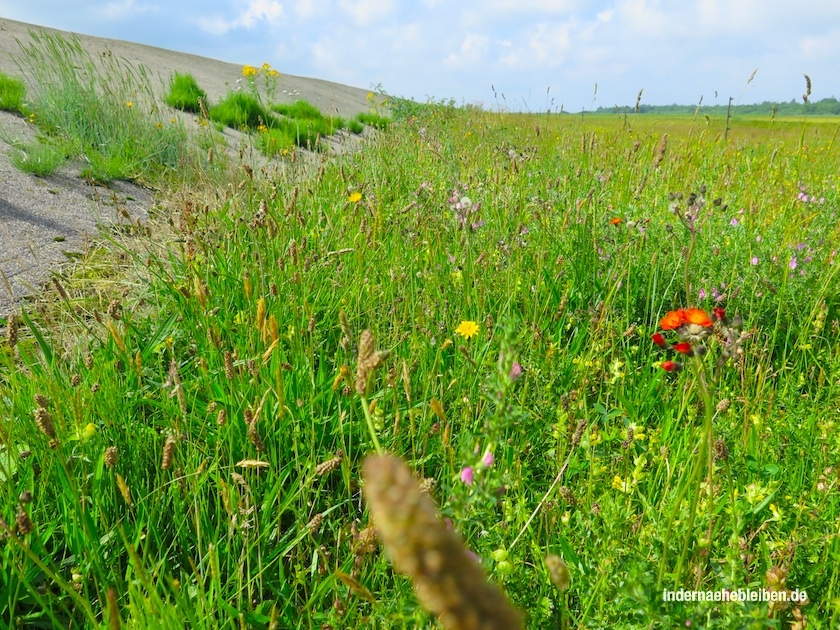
[
  {"x1": 161, "y1": 434, "x2": 177, "y2": 470},
  {"x1": 5, "y1": 314, "x2": 17, "y2": 348},
  {"x1": 362, "y1": 453, "x2": 523, "y2": 630},
  {"x1": 34, "y1": 407, "x2": 56, "y2": 440},
  {"x1": 355, "y1": 329, "x2": 387, "y2": 396},
  {"x1": 104, "y1": 446, "x2": 119, "y2": 468}
]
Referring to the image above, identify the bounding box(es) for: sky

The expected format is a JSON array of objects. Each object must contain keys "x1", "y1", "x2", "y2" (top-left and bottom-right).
[{"x1": 1, "y1": 0, "x2": 838, "y2": 112}]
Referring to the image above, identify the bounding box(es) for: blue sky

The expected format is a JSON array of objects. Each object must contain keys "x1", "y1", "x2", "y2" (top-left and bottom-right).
[{"x1": 1, "y1": 0, "x2": 838, "y2": 111}]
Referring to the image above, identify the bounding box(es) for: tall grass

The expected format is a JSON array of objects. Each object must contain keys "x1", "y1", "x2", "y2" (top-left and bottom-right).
[
  {"x1": 2, "y1": 58, "x2": 839, "y2": 630},
  {"x1": 15, "y1": 31, "x2": 213, "y2": 184}
]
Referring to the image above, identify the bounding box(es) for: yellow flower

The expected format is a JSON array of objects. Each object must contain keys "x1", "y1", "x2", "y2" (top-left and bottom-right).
[
  {"x1": 242, "y1": 65, "x2": 258, "y2": 77},
  {"x1": 267, "y1": 69, "x2": 281, "y2": 78},
  {"x1": 125, "y1": 101, "x2": 133, "y2": 108},
  {"x1": 81, "y1": 423, "x2": 96, "y2": 441},
  {"x1": 455, "y1": 320, "x2": 479, "y2": 340},
  {"x1": 261, "y1": 62, "x2": 271, "y2": 71},
  {"x1": 612, "y1": 475, "x2": 633, "y2": 493},
  {"x1": 348, "y1": 191, "x2": 363, "y2": 203}
]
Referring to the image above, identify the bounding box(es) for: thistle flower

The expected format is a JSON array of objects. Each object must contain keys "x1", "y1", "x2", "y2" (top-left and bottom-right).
[{"x1": 362, "y1": 454, "x2": 522, "y2": 629}]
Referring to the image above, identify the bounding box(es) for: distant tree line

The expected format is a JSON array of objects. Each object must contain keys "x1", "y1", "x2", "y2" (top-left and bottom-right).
[{"x1": 592, "y1": 97, "x2": 840, "y2": 116}]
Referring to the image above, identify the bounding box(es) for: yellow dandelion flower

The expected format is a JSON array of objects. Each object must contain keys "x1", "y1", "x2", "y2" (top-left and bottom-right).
[
  {"x1": 348, "y1": 191, "x2": 363, "y2": 203},
  {"x1": 455, "y1": 320, "x2": 479, "y2": 340},
  {"x1": 125, "y1": 101, "x2": 133, "y2": 108}
]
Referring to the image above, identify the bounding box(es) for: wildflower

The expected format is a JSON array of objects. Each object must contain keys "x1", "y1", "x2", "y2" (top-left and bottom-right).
[
  {"x1": 612, "y1": 475, "x2": 633, "y2": 493},
  {"x1": 348, "y1": 191, "x2": 362, "y2": 203},
  {"x1": 460, "y1": 466, "x2": 474, "y2": 485},
  {"x1": 659, "y1": 310, "x2": 684, "y2": 331},
  {"x1": 651, "y1": 333, "x2": 668, "y2": 348},
  {"x1": 750, "y1": 256, "x2": 759, "y2": 266},
  {"x1": 81, "y1": 423, "x2": 96, "y2": 441},
  {"x1": 242, "y1": 65, "x2": 258, "y2": 77},
  {"x1": 509, "y1": 362, "x2": 522, "y2": 381},
  {"x1": 673, "y1": 342, "x2": 692, "y2": 355},
  {"x1": 698, "y1": 288, "x2": 706, "y2": 300},
  {"x1": 682, "y1": 308, "x2": 713, "y2": 328},
  {"x1": 610, "y1": 217, "x2": 622, "y2": 225},
  {"x1": 661, "y1": 360, "x2": 680, "y2": 372},
  {"x1": 482, "y1": 451, "x2": 495, "y2": 467},
  {"x1": 125, "y1": 101, "x2": 133, "y2": 108},
  {"x1": 789, "y1": 256, "x2": 797, "y2": 270},
  {"x1": 455, "y1": 320, "x2": 479, "y2": 340}
]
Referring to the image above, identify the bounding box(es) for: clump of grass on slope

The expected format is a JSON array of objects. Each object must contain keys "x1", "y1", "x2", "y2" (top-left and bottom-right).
[
  {"x1": 0, "y1": 72, "x2": 27, "y2": 114},
  {"x1": 14, "y1": 31, "x2": 211, "y2": 185},
  {"x1": 10, "y1": 138, "x2": 69, "y2": 176},
  {"x1": 164, "y1": 72, "x2": 207, "y2": 113},
  {"x1": 208, "y1": 92, "x2": 276, "y2": 130}
]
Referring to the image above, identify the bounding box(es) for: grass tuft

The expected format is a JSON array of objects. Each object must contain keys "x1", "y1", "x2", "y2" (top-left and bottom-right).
[{"x1": 164, "y1": 72, "x2": 208, "y2": 113}]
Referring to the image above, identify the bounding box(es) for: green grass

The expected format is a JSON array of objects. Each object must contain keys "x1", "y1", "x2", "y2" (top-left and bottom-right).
[
  {"x1": 0, "y1": 72, "x2": 27, "y2": 114},
  {"x1": 3, "y1": 36, "x2": 840, "y2": 630},
  {"x1": 9, "y1": 137, "x2": 68, "y2": 176},
  {"x1": 273, "y1": 99, "x2": 324, "y2": 120},
  {"x1": 208, "y1": 92, "x2": 276, "y2": 130},
  {"x1": 353, "y1": 111, "x2": 390, "y2": 129},
  {"x1": 13, "y1": 31, "x2": 217, "y2": 187},
  {"x1": 164, "y1": 72, "x2": 208, "y2": 114}
]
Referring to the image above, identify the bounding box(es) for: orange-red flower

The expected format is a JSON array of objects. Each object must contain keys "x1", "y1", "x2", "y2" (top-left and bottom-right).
[
  {"x1": 652, "y1": 333, "x2": 667, "y2": 348},
  {"x1": 661, "y1": 360, "x2": 679, "y2": 372},
  {"x1": 610, "y1": 217, "x2": 622, "y2": 226},
  {"x1": 673, "y1": 342, "x2": 692, "y2": 355},
  {"x1": 659, "y1": 307, "x2": 713, "y2": 330},
  {"x1": 682, "y1": 307, "x2": 713, "y2": 328},
  {"x1": 659, "y1": 310, "x2": 684, "y2": 330}
]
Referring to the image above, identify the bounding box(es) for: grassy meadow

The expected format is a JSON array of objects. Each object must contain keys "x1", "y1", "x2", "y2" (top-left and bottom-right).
[{"x1": 2, "y1": 34, "x2": 840, "y2": 629}]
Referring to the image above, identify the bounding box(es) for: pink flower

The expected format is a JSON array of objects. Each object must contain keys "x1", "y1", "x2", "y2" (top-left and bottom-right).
[
  {"x1": 750, "y1": 256, "x2": 759, "y2": 266},
  {"x1": 482, "y1": 451, "x2": 495, "y2": 467},
  {"x1": 509, "y1": 362, "x2": 522, "y2": 381},
  {"x1": 789, "y1": 256, "x2": 798, "y2": 270},
  {"x1": 460, "y1": 467, "x2": 474, "y2": 485}
]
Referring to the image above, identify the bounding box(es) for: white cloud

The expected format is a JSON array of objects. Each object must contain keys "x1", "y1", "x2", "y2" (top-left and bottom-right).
[
  {"x1": 337, "y1": 0, "x2": 395, "y2": 26},
  {"x1": 239, "y1": 0, "x2": 284, "y2": 27},
  {"x1": 197, "y1": 0, "x2": 284, "y2": 34},
  {"x1": 444, "y1": 33, "x2": 491, "y2": 68},
  {"x1": 103, "y1": 0, "x2": 154, "y2": 19}
]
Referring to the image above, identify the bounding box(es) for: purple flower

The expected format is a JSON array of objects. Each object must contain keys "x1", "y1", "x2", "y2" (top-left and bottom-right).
[
  {"x1": 750, "y1": 256, "x2": 759, "y2": 266},
  {"x1": 698, "y1": 289, "x2": 706, "y2": 300},
  {"x1": 509, "y1": 362, "x2": 522, "y2": 381},
  {"x1": 729, "y1": 218, "x2": 739, "y2": 227},
  {"x1": 460, "y1": 466, "x2": 474, "y2": 486},
  {"x1": 482, "y1": 451, "x2": 495, "y2": 467},
  {"x1": 789, "y1": 256, "x2": 798, "y2": 270}
]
